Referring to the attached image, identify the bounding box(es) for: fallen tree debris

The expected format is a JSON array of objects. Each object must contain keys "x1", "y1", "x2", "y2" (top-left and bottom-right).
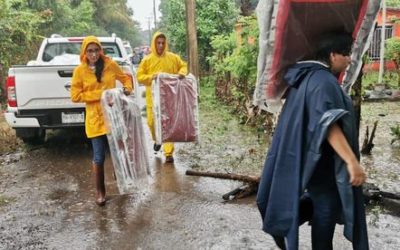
[
  {"x1": 186, "y1": 170, "x2": 400, "y2": 205},
  {"x1": 361, "y1": 120, "x2": 378, "y2": 155}
]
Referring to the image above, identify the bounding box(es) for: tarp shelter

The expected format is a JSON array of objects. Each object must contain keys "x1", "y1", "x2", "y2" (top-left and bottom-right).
[{"x1": 253, "y1": 0, "x2": 382, "y2": 112}]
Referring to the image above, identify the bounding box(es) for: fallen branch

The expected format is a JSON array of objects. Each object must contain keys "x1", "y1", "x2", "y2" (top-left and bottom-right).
[
  {"x1": 185, "y1": 170, "x2": 260, "y2": 183},
  {"x1": 185, "y1": 170, "x2": 259, "y2": 200},
  {"x1": 363, "y1": 183, "x2": 400, "y2": 201},
  {"x1": 186, "y1": 170, "x2": 400, "y2": 204},
  {"x1": 361, "y1": 120, "x2": 378, "y2": 155}
]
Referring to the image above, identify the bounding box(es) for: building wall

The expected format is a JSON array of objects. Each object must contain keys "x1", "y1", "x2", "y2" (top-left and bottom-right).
[{"x1": 366, "y1": 8, "x2": 400, "y2": 72}]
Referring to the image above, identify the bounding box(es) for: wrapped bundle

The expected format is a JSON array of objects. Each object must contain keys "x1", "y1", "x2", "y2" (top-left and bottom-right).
[
  {"x1": 253, "y1": 0, "x2": 381, "y2": 112},
  {"x1": 101, "y1": 88, "x2": 150, "y2": 194},
  {"x1": 152, "y1": 73, "x2": 199, "y2": 144}
]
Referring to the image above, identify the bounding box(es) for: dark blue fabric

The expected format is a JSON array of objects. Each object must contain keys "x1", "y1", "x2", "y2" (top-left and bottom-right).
[
  {"x1": 256, "y1": 62, "x2": 368, "y2": 250},
  {"x1": 91, "y1": 135, "x2": 108, "y2": 166}
]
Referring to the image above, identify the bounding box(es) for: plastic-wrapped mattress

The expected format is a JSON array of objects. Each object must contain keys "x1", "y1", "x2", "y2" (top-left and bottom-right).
[
  {"x1": 101, "y1": 88, "x2": 150, "y2": 194},
  {"x1": 152, "y1": 73, "x2": 199, "y2": 145},
  {"x1": 253, "y1": 0, "x2": 381, "y2": 112}
]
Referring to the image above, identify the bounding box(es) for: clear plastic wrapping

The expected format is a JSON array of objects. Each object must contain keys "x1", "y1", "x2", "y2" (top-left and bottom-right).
[
  {"x1": 152, "y1": 73, "x2": 199, "y2": 144},
  {"x1": 101, "y1": 88, "x2": 150, "y2": 194},
  {"x1": 253, "y1": 0, "x2": 381, "y2": 112}
]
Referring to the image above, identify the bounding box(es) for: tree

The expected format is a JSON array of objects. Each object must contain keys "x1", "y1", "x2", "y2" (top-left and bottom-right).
[
  {"x1": 90, "y1": 0, "x2": 142, "y2": 47},
  {"x1": 387, "y1": 0, "x2": 400, "y2": 7},
  {"x1": 159, "y1": 0, "x2": 238, "y2": 71},
  {"x1": 0, "y1": 0, "x2": 47, "y2": 68}
]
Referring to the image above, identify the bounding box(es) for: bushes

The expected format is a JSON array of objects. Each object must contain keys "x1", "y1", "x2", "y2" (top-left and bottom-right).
[{"x1": 208, "y1": 16, "x2": 259, "y2": 124}]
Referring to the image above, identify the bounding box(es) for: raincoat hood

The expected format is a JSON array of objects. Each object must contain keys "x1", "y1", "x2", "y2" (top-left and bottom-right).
[
  {"x1": 80, "y1": 36, "x2": 106, "y2": 63},
  {"x1": 151, "y1": 31, "x2": 169, "y2": 57},
  {"x1": 284, "y1": 61, "x2": 329, "y2": 88}
]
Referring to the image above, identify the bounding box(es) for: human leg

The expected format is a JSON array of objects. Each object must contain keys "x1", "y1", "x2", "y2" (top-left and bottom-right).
[
  {"x1": 308, "y1": 187, "x2": 341, "y2": 250},
  {"x1": 163, "y1": 143, "x2": 174, "y2": 163},
  {"x1": 91, "y1": 135, "x2": 107, "y2": 206},
  {"x1": 146, "y1": 98, "x2": 162, "y2": 152}
]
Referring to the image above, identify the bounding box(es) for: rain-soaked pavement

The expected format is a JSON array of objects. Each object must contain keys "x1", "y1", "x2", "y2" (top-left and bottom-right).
[{"x1": 0, "y1": 102, "x2": 400, "y2": 249}]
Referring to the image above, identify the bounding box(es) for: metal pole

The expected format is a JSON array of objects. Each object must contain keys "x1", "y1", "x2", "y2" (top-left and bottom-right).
[{"x1": 378, "y1": 0, "x2": 386, "y2": 85}]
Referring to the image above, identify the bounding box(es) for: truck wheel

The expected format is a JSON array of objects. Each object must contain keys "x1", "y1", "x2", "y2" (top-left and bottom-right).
[{"x1": 16, "y1": 128, "x2": 46, "y2": 145}]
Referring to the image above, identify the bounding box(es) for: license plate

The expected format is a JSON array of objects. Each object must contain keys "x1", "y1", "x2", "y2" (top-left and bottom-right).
[{"x1": 61, "y1": 112, "x2": 84, "y2": 124}]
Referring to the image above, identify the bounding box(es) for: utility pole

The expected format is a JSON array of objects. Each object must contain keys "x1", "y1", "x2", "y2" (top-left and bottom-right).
[
  {"x1": 378, "y1": 0, "x2": 386, "y2": 86},
  {"x1": 153, "y1": 0, "x2": 157, "y2": 30},
  {"x1": 185, "y1": 0, "x2": 199, "y2": 78},
  {"x1": 147, "y1": 16, "x2": 152, "y2": 46}
]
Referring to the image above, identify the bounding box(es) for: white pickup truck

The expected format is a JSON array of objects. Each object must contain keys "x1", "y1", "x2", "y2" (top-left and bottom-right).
[{"x1": 5, "y1": 34, "x2": 135, "y2": 144}]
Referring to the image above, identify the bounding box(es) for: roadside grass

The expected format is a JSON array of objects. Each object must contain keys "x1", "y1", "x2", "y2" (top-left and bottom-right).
[
  {"x1": 178, "y1": 78, "x2": 269, "y2": 176},
  {"x1": 0, "y1": 113, "x2": 20, "y2": 155},
  {"x1": 0, "y1": 195, "x2": 16, "y2": 207},
  {"x1": 363, "y1": 71, "x2": 400, "y2": 90}
]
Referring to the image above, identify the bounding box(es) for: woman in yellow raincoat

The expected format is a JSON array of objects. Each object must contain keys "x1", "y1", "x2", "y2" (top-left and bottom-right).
[
  {"x1": 71, "y1": 36, "x2": 132, "y2": 206},
  {"x1": 136, "y1": 32, "x2": 187, "y2": 163}
]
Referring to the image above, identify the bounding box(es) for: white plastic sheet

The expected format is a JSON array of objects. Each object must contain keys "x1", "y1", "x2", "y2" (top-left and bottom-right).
[
  {"x1": 253, "y1": 0, "x2": 381, "y2": 112},
  {"x1": 101, "y1": 88, "x2": 150, "y2": 194},
  {"x1": 152, "y1": 73, "x2": 199, "y2": 145}
]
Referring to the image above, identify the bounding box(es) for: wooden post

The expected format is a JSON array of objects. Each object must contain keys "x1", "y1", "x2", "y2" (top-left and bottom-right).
[{"x1": 185, "y1": 0, "x2": 199, "y2": 78}]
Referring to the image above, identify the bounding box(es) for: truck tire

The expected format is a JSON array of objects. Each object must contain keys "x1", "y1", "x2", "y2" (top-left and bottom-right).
[{"x1": 15, "y1": 128, "x2": 46, "y2": 145}]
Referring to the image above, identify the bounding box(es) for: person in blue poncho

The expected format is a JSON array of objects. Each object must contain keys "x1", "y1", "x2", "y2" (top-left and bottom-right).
[{"x1": 256, "y1": 32, "x2": 369, "y2": 250}]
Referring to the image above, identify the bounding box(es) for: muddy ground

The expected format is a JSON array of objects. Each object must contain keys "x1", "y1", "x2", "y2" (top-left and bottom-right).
[{"x1": 0, "y1": 100, "x2": 399, "y2": 249}]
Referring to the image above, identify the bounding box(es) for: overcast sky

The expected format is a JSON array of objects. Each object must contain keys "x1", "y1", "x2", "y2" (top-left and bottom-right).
[{"x1": 127, "y1": 0, "x2": 161, "y2": 30}]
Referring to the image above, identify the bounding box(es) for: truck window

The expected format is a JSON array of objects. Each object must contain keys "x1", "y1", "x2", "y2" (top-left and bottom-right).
[
  {"x1": 42, "y1": 42, "x2": 122, "y2": 62},
  {"x1": 42, "y1": 43, "x2": 81, "y2": 62}
]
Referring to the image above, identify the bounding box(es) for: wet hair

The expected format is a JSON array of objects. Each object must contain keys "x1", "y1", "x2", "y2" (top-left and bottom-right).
[
  {"x1": 95, "y1": 56, "x2": 104, "y2": 83},
  {"x1": 156, "y1": 34, "x2": 166, "y2": 40},
  {"x1": 315, "y1": 31, "x2": 353, "y2": 63}
]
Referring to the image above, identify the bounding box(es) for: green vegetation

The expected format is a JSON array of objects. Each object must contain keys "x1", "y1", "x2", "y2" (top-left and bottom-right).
[
  {"x1": 387, "y1": 0, "x2": 400, "y2": 7},
  {"x1": 362, "y1": 71, "x2": 400, "y2": 90},
  {"x1": 390, "y1": 124, "x2": 400, "y2": 145},
  {"x1": 0, "y1": 0, "x2": 142, "y2": 100},
  {"x1": 208, "y1": 16, "x2": 262, "y2": 124},
  {"x1": 159, "y1": 0, "x2": 238, "y2": 70},
  {"x1": 0, "y1": 195, "x2": 16, "y2": 207},
  {"x1": 385, "y1": 37, "x2": 400, "y2": 87}
]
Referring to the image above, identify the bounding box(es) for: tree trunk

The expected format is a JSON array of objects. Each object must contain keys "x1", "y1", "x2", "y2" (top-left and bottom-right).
[{"x1": 185, "y1": 0, "x2": 199, "y2": 78}]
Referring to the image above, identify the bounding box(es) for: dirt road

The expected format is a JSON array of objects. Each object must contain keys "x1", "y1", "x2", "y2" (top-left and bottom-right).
[{"x1": 0, "y1": 101, "x2": 400, "y2": 249}]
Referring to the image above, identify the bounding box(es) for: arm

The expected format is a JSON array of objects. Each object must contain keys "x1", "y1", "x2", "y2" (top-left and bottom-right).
[
  {"x1": 136, "y1": 59, "x2": 153, "y2": 86},
  {"x1": 327, "y1": 123, "x2": 367, "y2": 186},
  {"x1": 113, "y1": 62, "x2": 133, "y2": 94},
  {"x1": 70, "y1": 68, "x2": 103, "y2": 103},
  {"x1": 176, "y1": 55, "x2": 188, "y2": 78}
]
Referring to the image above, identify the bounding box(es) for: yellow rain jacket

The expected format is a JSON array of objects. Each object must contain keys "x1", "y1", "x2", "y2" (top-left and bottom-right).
[
  {"x1": 136, "y1": 32, "x2": 187, "y2": 157},
  {"x1": 71, "y1": 36, "x2": 133, "y2": 138}
]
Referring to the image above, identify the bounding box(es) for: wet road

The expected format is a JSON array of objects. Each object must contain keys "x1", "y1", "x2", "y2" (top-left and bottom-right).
[
  {"x1": 0, "y1": 130, "x2": 277, "y2": 249},
  {"x1": 1, "y1": 100, "x2": 400, "y2": 249},
  {"x1": 0, "y1": 129, "x2": 399, "y2": 250}
]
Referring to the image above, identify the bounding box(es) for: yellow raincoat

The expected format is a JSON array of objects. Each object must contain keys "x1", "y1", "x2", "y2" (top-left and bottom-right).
[
  {"x1": 71, "y1": 36, "x2": 133, "y2": 138},
  {"x1": 136, "y1": 32, "x2": 187, "y2": 157}
]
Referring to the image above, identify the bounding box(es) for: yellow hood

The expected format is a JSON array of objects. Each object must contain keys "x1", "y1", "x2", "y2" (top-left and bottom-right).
[
  {"x1": 151, "y1": 31, "x2": 169, "y2": 57},
  {"x1": 79, "y1": 36, "x2": 106, "y2": 63}
]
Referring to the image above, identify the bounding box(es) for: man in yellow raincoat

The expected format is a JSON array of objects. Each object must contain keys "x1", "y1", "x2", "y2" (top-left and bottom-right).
[
  {"x1": 71, "y1": 36, "x2": 132, "y2": 206},
  {"x1": 137, "y1": 32, "x2": 188, "y2": 164}
]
